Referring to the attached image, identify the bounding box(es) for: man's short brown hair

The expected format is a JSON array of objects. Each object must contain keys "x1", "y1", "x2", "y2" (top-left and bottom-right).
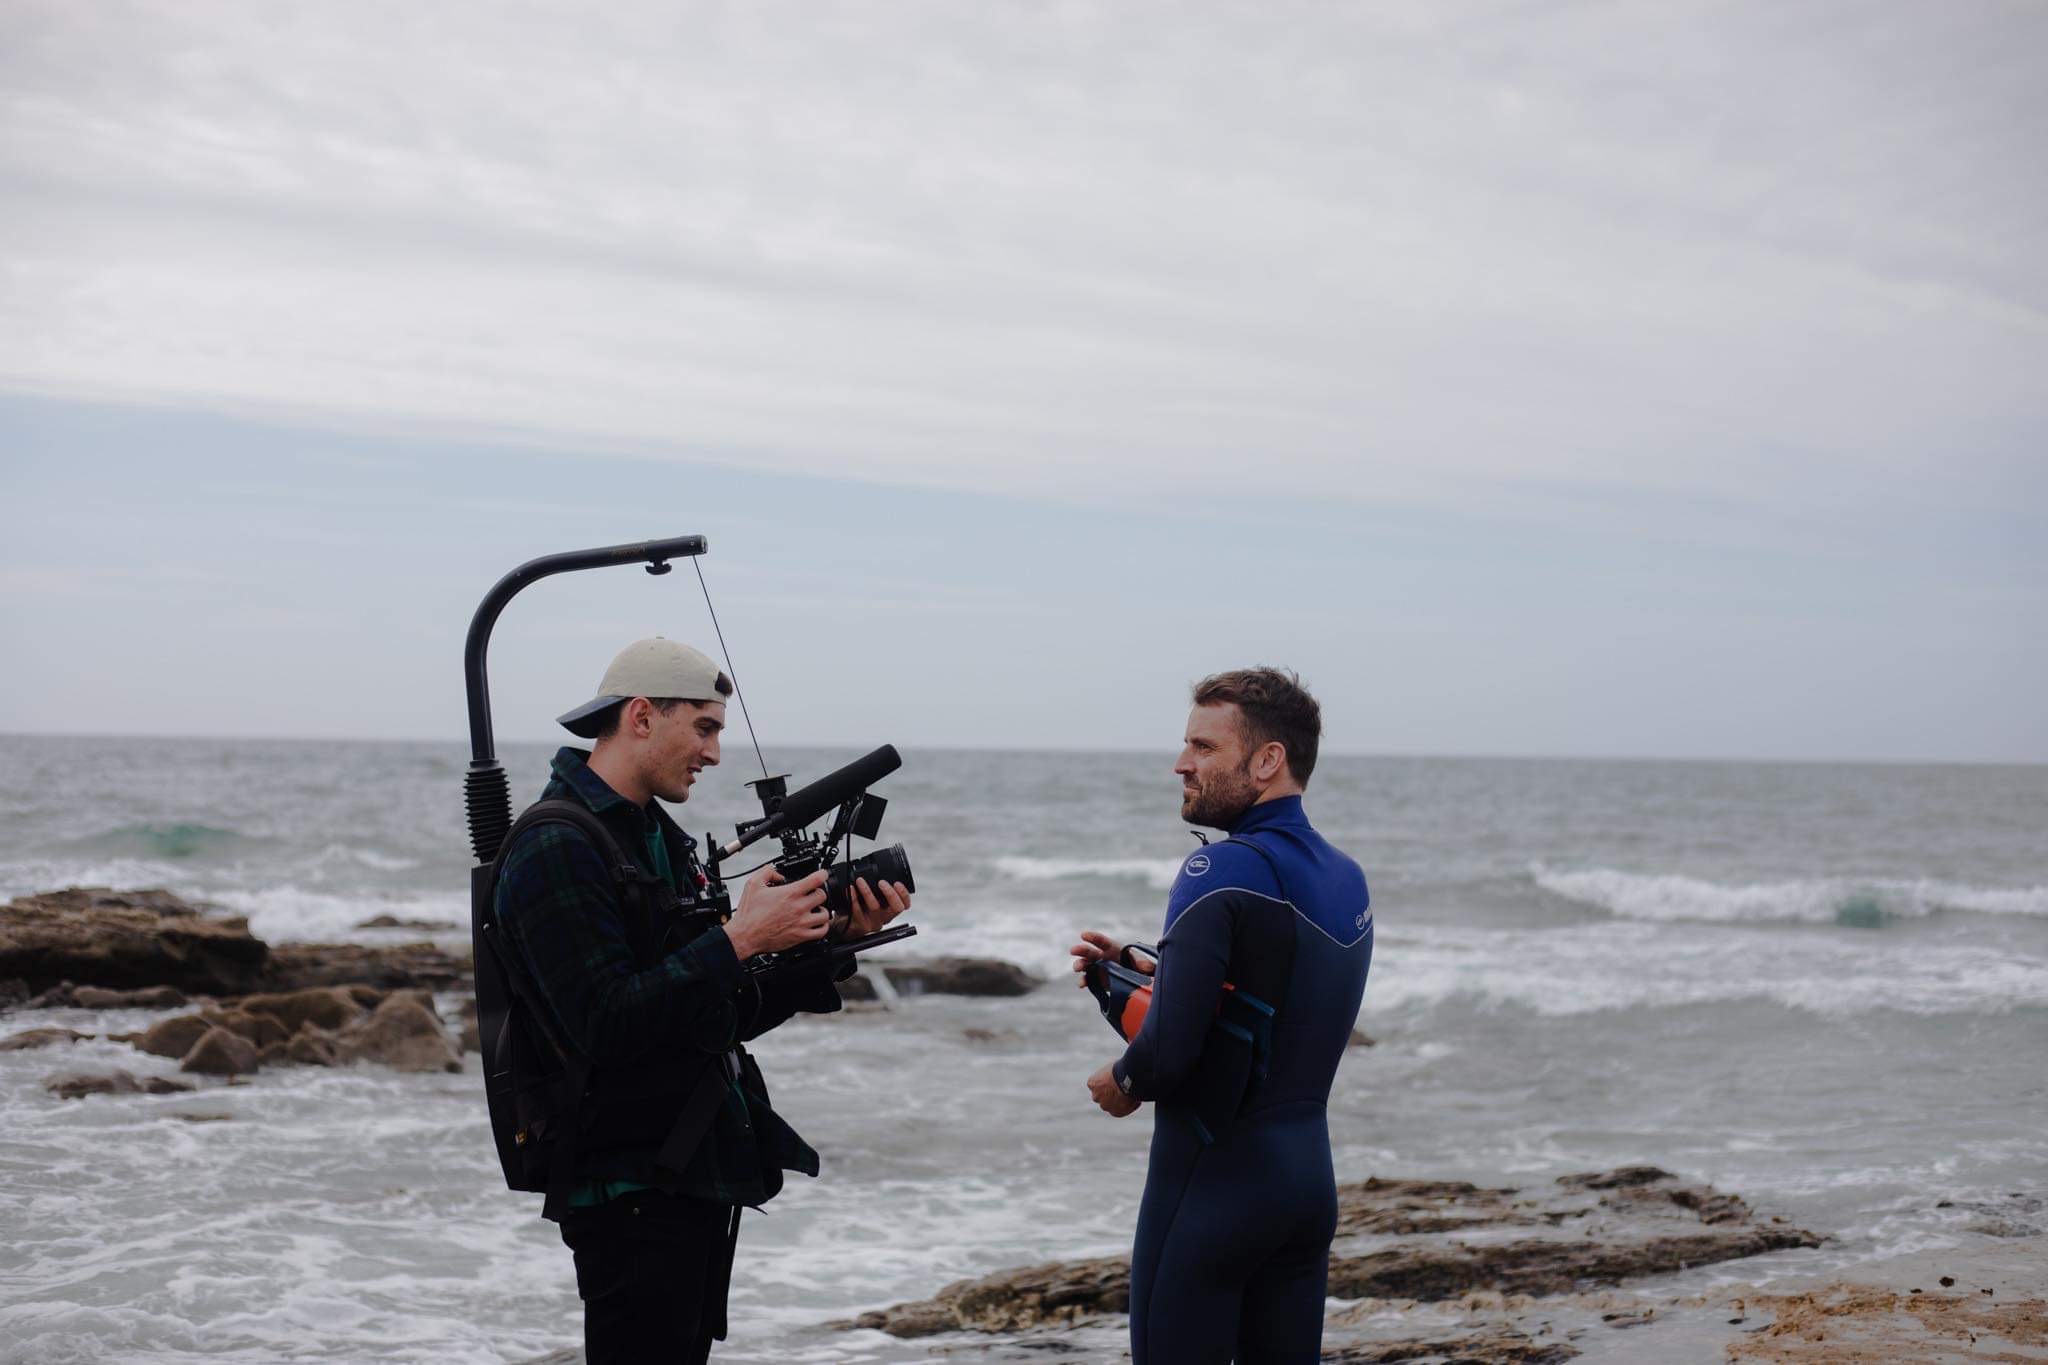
[
  {"x1": 591, "y1": 695, "x2": 699, "y2": 742},
  {"x1": 1191, "y1": 667, "x2": 1322, "y2": 786}
]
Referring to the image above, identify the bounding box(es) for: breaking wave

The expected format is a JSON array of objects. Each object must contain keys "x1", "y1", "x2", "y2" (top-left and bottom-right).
[{"x1": 1533, "y1": 866, "x2": 2048, "y2": 927}]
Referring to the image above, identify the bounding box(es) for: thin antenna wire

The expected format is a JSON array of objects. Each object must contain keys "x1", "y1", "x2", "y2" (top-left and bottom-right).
[{"x1": 694, "y1": 558, "x2": 770, "y2": 779}]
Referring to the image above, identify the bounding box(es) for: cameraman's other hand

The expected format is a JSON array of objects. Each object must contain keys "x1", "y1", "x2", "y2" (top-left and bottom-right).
[
  {"x1": 847, "y1": 878, "x2": 911, "y2": 938},
  {"x1": 1069, "y1": 931, "x2": 1151, "y2": 987},
  {"x1": 726, "y1": 867, "x2": 830, "y2": 960}
]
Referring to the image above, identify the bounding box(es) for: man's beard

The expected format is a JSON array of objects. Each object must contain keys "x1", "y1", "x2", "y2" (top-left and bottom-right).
[{"x1": 1180, "y1": 761, "x2": 1259, "y2": 829}]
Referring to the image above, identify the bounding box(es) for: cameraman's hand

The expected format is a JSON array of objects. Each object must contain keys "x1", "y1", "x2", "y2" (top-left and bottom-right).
[
  {"x1": 1069, "y1": 931, "x2": 1151, "y2": 987},
  {"x1": 847, "y1": 877, "x2": 911, "y2": 938},
  {"x1": 725, "y1": 867, "x2": 831, "y2": 960}
]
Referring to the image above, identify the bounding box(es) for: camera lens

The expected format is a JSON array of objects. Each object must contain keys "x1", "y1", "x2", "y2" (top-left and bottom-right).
[{"x1": 822, "y1": 844, "x2": 915, "y2": 936}]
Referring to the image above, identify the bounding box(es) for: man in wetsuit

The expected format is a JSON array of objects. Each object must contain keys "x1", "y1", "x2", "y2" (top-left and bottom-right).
[{"x1": 1071, "y1": 668, "x2": 1372, "y2": 1365}]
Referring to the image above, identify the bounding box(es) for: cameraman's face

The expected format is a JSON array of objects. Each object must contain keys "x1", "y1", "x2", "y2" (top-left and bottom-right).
[
  {"x1": 645, "y1": 699, "x2": 725, "y2": 804},
  {"x1": 1175, "y1": 703, "x2": 1258, "y2": 829}
]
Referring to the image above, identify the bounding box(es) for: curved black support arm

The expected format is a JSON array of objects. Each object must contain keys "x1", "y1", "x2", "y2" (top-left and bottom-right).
[
  {"x1": 462, "y1": 535, "x2": 706, "y2": 866},
  {"x1": 464, "y1": 535, "x2": 707, "y2": 763}
]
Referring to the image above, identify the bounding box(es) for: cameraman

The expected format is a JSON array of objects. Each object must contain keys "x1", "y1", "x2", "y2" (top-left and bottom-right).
[{"x1": 493, "y1": 637, "x2": 910, "y2": 1363}]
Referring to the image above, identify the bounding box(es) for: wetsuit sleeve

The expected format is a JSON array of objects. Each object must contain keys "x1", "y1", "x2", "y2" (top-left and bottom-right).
[
  {"x1": 495, "y1": 823, "x2": 744, "y2": 1064},
  {"x1": 1111, "y1": 894, "x2": 1234, "y2": 1102}
]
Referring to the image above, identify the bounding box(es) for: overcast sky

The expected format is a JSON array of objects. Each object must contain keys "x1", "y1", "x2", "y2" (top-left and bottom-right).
[{"x1": 3, "y1": 1, "x2": 2043, "y2": 761}]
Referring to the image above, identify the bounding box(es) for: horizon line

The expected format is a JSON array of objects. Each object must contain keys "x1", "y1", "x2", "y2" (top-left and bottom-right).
[{"x1": 0, "y1": 728, "x2": 2040, "y2": 770}]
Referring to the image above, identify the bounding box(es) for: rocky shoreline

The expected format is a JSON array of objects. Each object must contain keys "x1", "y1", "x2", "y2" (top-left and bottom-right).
[
  {"x1": 0, "y1": 886, "x2": 1045, "y2": 1091},
  {"x1": 836, "y1": 1166, "x2": 1828, "y2": 1361},
  {"x1": 10, "y1": 885, "x2": 2041, "y2": 1362}
]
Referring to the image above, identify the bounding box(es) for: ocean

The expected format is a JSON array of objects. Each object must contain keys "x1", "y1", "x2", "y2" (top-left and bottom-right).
[{"x1": 1, "y1": 735, "x2": 2043, "y2": 1361}]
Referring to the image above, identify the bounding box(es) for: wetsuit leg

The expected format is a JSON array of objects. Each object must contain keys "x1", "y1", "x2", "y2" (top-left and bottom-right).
[
  {"x1": 1235, "y1": 1104, "x2": 1338, "y2": 1364},
  {"x1": 1131, "y1": 1115, "x2": 1244, "y2": 1364}
]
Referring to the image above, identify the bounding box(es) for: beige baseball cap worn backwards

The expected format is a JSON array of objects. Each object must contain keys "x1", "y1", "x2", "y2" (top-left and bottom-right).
[{"x1": 556, "y1": 637, "x2": 732, "y2": 738}]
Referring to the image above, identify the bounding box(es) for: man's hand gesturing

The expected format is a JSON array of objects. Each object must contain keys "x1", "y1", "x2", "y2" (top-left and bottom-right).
[{"x1": 725, "y1": 867, "x2": 831, "y2": 960}]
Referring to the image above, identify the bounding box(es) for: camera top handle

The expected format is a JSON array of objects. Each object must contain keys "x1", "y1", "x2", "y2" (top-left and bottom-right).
[{"x1": 463, "y1": 535, "x2": 709, "y2": 865}]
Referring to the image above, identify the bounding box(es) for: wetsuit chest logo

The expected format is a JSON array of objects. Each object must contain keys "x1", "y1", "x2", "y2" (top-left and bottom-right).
[{"x1": 1185, "y1": 854, "x2": 1210, "y2": 877}]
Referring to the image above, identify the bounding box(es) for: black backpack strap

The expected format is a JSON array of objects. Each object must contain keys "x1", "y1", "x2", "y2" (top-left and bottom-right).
[{"x1": 482, "y1": 800, "x2": 644, "y2": 1220}]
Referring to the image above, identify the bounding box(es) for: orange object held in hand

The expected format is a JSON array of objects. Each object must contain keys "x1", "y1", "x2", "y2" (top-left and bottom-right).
[{"x1": 1085, "y1": 945, "x2": 1241, "y2": 1042}]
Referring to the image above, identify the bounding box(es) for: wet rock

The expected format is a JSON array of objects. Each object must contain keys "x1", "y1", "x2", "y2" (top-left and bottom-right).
[
  {"x1": 844, "y1": 1256, "x2": 1131, "y2": 1337},
  {"x1": 879, "y1": 957, "x2": 1040, "y2": 997},
  {"x1": 0, "y1": 1026, "x2": 92, "y2": 1052},
  {"x1": 180, "y1": 1025, "x2": 260, "y2": 1076},
  {"x1": 0, "y1": 977, "x2": 28, "y2": 1008},
  {"x1": 0, "y1": 888, "x2": 268, "y2": 995},
  {"x1": 134, "y1": 1013, "x2": 216, "y2": 1060},
  {"x1": 1349, "y1": 1028, "x2": 1375, "y2": 1048},
  {"x1": 286, "y1": 1030, "x2": 340, "y2": 1067},
  {"x1": 71, "y1": 985, "x2": 188, "y2": 1010},
  {"x1": 45, "y1": 1069, "x2": 195, "y2": 1099},
  {"x1": 838, "y1": 973, "x2": 878, "y2": 1002},
  {"x1": 846, "y1": 1168, "x2": 1822, "y2": 1339},
  {"x1": 354, "y1": 915, "x2": 458, "y2": 931},
  {"x1": 1728, "y1": 1282, "x2": 2048, "y2": 1362},
  {"x1": 335, "y1": 995, "x2": 461, "y2": 1073},
  {"x1": 961, "y1": 1027, "x2": 1018, "y2": 1043},
  {"x1": 261, "y1": 941, "x2": 469, "y2": 992},
  {"x1": 1323, "y1": 1331, "x2": 1579, "y2": 1363},
  {"x1": 233, "y1": 986, "x2": 368, "y2": 1034},
  {"x1": 201, "y1": 1008, "x2": 290, "y2": 1049}
]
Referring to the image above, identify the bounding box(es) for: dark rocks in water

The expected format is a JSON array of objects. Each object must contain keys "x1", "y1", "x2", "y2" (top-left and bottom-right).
[
  {"x1": 844, "y1": 1168, "x2": 1822, "y2": 1341},
  {"x1": 201, "y1": 1008, "x2": 291, "y2": 1049},
  {"x1": 0, "y1": 887, "x2": 268, "y2": 996},
  {"x1": 236, "y1": 986, "x2": 368, "y2": 1034},
  {"x1": 71, "y1": 985, "x2": 188, "y2": 1010},
  {"x1": 1348, "y1": 1028, "x2": 1376, "y2": 1048},
  {"x1": 260, "y1": 942, "x2": 469, "y2": 993},
  {"x1": 355, "y1": 915, "x2": 458, "y2": 931},
  {"x1": 844, "y1": 1256, "x2": 1131, "y2": 1337},
  {"x1": 1323, "y1": 1330, "x2": 1580, "y2": 1364},
  {"x1": 334, "y1": 995, "x2": 462, "y2": 1074},
  {"x1": 0, "y1": 1026, "x2": 92, "y2": 1052},
  {"x1": 45, "y1": 1069, "x2": 195, "y2": 1099},
  {"x1": 286, "y1": 1030, "x2": 340, "y2": 1067},
  {"x1": 841, "y1": 957, "x2": 1042, "y2": 1001},
  {"x1": 886, "y1": 957, "x2": 1040, "y2": 997},
  {"x1": 134, "y1": 1014, "x2": 216, "y2": 1060},
  {"x1": 0, "y1": 977, "x2": 28, "y2": 1008},
  {"x1": 181, "y1": 1025, "x2": 260, "y2": 1076},
  {"x1": 456, "y1": 997, "x2": 479, "y2": 1054},
  {"x1": 119, "y1": 984, "x2": 459, "y2": 1075}
]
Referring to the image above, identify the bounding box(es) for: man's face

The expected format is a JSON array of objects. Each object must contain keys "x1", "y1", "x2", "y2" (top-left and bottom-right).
[
  {"x1": 644, "y1": 700, "x2": 725, "y2": 803},
  {"x1": 1175, "y1": 703, "x2": 1260, "y2": 829}
]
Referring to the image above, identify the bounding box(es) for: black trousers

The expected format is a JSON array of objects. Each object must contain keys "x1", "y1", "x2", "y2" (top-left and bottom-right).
[{"x1": 558, "y1": 1190, "x2": 741, "y2": 1364}]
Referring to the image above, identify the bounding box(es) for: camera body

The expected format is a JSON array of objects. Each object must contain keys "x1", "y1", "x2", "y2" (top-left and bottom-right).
[{"x1": 702, "y1": 756, "x2": 918, "y2": 975}]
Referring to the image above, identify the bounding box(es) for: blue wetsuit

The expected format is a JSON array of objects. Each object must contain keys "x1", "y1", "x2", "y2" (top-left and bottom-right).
[{"x1": 1111, "y1": 795, "x2": 1372, "y2": 1364}]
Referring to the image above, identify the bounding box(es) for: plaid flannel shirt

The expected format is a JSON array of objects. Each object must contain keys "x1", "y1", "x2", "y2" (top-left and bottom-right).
[{"x1": 494, "y1": 747, "x2": 830, "y2": 1206}]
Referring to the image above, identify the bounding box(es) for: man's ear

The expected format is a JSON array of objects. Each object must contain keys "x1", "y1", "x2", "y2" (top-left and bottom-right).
[{"x1": 1253, "y1": 740, "x2": 1287, "y2": 785}]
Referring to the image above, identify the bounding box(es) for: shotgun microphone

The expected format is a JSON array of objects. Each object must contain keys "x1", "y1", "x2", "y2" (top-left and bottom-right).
[{"x1": 718, "y1": 744, "x2": 901, "y2": 859}]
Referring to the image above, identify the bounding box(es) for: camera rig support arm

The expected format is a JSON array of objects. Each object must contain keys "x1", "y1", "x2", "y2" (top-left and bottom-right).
[{"x1": 464, "y1": 535, "x2": 708, "y2": 865}]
